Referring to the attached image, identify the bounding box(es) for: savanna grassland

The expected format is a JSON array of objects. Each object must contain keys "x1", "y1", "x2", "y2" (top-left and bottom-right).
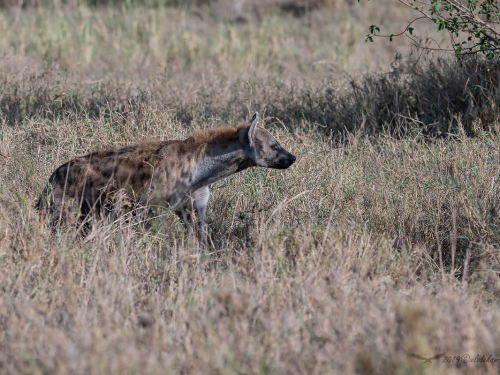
[{"x1": 1, "y1": 1, "x2": 500, "y2": 374}]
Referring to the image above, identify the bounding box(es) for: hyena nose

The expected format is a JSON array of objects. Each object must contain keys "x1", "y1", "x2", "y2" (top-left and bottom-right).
[{"x1": 290, "y1": 154, "x2": 296, "y2": 163}]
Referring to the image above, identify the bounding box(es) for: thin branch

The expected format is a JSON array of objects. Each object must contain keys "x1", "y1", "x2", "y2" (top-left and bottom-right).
[
  {"x1": 370, "y1": 16, "x2": 428, "y2": 39},
  {"x1": 365, "y1": 0, "x2": 500, "y2": 56}
]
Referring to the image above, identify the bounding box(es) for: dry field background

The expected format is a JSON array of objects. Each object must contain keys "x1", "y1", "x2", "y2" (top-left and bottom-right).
[{"x1": 1, "y1": 1, "x2": 500, "y2": 374}]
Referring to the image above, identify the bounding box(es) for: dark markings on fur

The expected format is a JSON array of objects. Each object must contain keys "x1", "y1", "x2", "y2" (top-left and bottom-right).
[{"x1": 37, "y1": 114, "x2": 296, "y2": 237}]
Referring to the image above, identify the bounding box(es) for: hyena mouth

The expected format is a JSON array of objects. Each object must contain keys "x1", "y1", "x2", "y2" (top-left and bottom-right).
[{"x1": 273, "y1": 153, "x2": 296, "y2": 169}]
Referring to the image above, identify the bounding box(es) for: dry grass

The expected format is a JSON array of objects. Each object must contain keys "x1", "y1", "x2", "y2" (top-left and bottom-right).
[
  {"x1": 1, "y1": 2, "x2": 500, "y2": 375},
  {"x1": 0, "y1": 0, "x2": 426, "y2": 75}
]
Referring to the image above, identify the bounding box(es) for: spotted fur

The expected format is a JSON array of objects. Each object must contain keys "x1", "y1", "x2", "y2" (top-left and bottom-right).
[{"x1": 37, "y1": 112, "x2": 296, "y2": 243}]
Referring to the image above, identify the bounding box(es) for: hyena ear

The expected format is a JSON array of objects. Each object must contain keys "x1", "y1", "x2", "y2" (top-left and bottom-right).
[
  {"x1": 240, "y1": 112, "x2": 259, "y2": 148},
  {"x1": 248, "y1": 112, "x2": 259, "y2": 147}
]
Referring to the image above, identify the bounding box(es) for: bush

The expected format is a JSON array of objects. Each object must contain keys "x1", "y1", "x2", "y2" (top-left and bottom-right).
[
  {"x1": 2, "y1": 56, "x2": 500, "y2": 139},
  {"x1": 262, "y1": 55, "x2": 500, "y2": 138},
  {"x1": 171, "y1": 55, "x2": 500, "y2": 138}
]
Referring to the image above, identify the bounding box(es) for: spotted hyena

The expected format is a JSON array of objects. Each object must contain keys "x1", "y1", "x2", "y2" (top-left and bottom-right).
[{"x1": 37, "y1": 112, "x2": 296, "y2": 242}]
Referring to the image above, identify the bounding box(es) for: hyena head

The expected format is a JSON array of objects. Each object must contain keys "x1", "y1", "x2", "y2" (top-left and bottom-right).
[{"x1": 239, "y1": 112, "x2": 296, "y2": 169}]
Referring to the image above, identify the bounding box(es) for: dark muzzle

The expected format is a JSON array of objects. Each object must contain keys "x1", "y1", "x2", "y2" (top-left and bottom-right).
[{"x1": 277, "y1": 151, "x2": 296, "y2": 169}]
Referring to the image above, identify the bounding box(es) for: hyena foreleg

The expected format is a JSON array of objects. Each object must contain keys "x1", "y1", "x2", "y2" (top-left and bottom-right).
[
  {"x1": 192, "y1": 185, "x2": 211, "y2": 245},
  {"x1": 175, "y1": 185, "x2": 211, "y2": 245}
]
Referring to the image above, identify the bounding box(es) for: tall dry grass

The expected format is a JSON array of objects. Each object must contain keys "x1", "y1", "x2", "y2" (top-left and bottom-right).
[
  {"x1": 1, "y1": 2, "x2": 500, "y2": 375},
  {"x1": 3, "y1": 112, "x2": 500, "y2": 374}
]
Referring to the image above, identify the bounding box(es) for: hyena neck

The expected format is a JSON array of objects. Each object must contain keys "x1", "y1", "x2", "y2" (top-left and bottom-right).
[{"x1": 190, "y1": 141, "x2": 254, "y2": 191}]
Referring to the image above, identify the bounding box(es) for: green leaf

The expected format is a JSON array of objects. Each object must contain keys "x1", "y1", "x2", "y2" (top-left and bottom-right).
[
  {"x1": 390, "y1": 34, "x2": 394, "y2": 41},
  {"x1": 408, "y1": 27, "x2": 414, "y2": 35},
  {"x1": 436, "y1": 2, "x2": 442, "y2": 11}
]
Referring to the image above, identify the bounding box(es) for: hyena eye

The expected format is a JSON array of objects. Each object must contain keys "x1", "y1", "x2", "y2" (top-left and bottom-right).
[{"x1": 271, "y1": 144, "x2": 280, "y2": 151}]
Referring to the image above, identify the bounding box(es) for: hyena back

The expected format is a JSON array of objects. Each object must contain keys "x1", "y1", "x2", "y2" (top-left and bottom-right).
[{"x1": 37, "y1": 112, "x2": 296, "y2": 242}]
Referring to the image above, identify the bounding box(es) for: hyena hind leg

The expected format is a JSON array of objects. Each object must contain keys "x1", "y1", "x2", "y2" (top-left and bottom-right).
[
  {"x1": 37, "y1": 186, "x2": 68, "y2": 229},
  {"x1": 132, "y1": 196, "x2": 157, "y2": 230}
]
